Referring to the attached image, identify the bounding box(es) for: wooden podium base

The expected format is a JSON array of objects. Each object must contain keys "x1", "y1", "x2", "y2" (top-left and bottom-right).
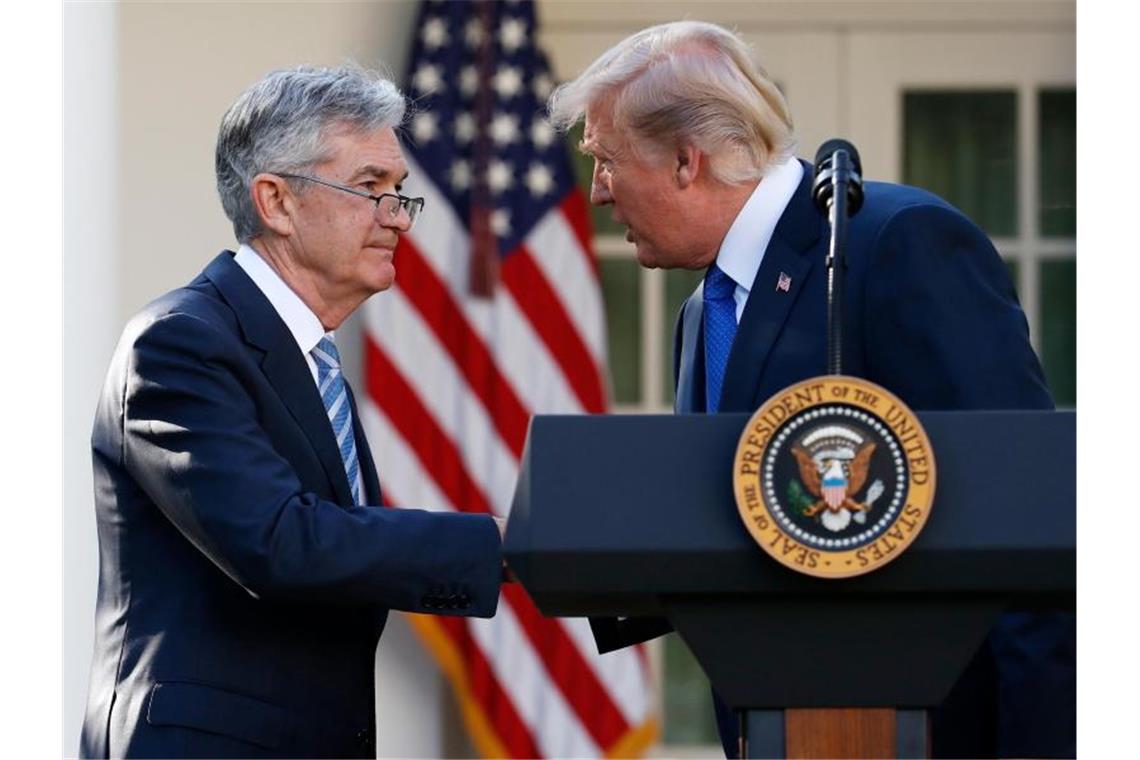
[
  {"x1": 786, "y1": 709, "x2": 897, "y2": 758},
  {"x1": 742, "y1": 708, "x2": 929, "y2": 759}
]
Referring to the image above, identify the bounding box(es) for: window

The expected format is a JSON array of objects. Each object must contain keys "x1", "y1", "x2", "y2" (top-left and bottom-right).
[
  {"x1": 904, "y1": 91, "x2": 1018, "y2": 237},
  {"x1": 903, "y1": 88, "x2": 1076, "y2": 407},
  {"x1": 662, "y1": 634, "x2": 719, "y2": 745},
  {"x1": 1037, "y1": 89, "x2": 1076, "y2": 406}
]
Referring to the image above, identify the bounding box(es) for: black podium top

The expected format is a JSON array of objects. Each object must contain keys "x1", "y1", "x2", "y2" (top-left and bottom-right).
[{"x1": 506, "y1": 410, "x2": 1074, "y2": 617}]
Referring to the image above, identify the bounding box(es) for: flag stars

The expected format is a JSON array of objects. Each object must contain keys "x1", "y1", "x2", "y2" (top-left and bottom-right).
[
  {"x1": 404, "y1": 9, "x2": 569, "y2": 245},
  {"x1": 499, "y1": 17, "x2": 527, "y2": 52},
  {"x1": 525, "y1": 162, "x2": 554, "y2": 197},
  {"x1": 454, "y1": 112, "x2": 476, "y2": 144},
  {"x1": 490, "y1": 112, "x2": 520, "y2": 145},
  {"x1": 460, "y1": 65, "x2": 479, "y2": 98},
  {"x1": 493, "y1": 65, "x2": 524, "y2": 99},
  {"x1": 491, "y1": 208, "x2": 512, "y2": 236},
  {"x1": 532, "y1": 72, "x2": 554, "y2": 100},
  {"x1": 530, "y1": 117, "x2": 555, "y2": 149},
  {"x1": 449, "y1": 159, "x2": 471, "y2": 191},
  {"x1": 411, "y1": 111, "x2": 439, "y2": 143},
  {"x1": 412, "y1": 63, "x2": 444, "y2": 95},
  {"x1": 420, "y1": 16, "x2": 449, "y2": 49},
  {"x1": 464, "y1": 17, "x2": 485, "y2": 48},
  {"x1": 487, "y1": 159, "x2": 514, "y2": 194}
]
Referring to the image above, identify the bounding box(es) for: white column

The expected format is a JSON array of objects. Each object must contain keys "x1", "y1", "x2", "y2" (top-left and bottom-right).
[
  {"x1": 63, "y1": 2, "x2": 119, "y2": 754},
  {"x1": 374, "y1": 613, "x2": 446, "y2": 758}
]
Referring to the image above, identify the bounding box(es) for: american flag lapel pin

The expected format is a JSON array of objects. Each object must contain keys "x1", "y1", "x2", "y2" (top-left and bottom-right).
[{"x1": 776, "y1": 272, "x2": 792, "y2": 292}]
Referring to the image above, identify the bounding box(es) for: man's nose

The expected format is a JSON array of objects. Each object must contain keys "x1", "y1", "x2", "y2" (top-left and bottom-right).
[
  {"x1": 590, "y1": 174, "x2": 612, "y2": 206},
  {"x1": 380, "y1": 206, "x2": 412, "y2": 232}
]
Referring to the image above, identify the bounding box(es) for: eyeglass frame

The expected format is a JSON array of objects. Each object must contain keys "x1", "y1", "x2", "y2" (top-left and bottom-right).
[{"x1": 276, "y1": 172, "x2": 425, "y2": 227}]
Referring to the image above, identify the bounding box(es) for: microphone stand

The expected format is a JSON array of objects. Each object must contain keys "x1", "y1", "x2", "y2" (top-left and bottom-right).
[
  {"x1": 825, "y1": 149, "x2": 856, "y2": 375},
  {"x1": 733, "y1": 144, "x2": 864, "y2": 760}
]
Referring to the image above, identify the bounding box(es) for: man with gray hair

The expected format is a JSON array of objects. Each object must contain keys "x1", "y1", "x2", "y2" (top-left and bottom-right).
[
  {"x1": 80, "y1": 65, "x2": 505, "y2": 758},
  {"x1": 552, "y1": 21, "x2": 1072, "y2": 759}
]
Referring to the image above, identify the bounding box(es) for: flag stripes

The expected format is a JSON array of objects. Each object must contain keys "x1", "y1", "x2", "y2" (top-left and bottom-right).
[
  {"x1": 382, "y1": 237, "x2": 531, "y2": 457},
  {"x1": 361, "y1": 2, "x2": 656, "y2": 755},
  {"x1": 397, "y1": 165, "x2": 586, "y2": 417},
  {"x1": 365, "y1": 333, "x2": 644, "y2": 747},
  {"x1": 415, "y1": 614, "x2": 543, "y2": 757},
  {"x1": 365, "y1": 339, "x2": 495, "y2": 515},
  {"x1": 525, "y1": 198, "x2": 606, "y2": 356},
  {"x1": 501, "y1": 248, "x2": 607, "y2": 412}
]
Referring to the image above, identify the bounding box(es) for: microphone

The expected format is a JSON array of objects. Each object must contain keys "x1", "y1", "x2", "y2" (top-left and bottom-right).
[
  {"x1": 811, "y1": 139, "x2": 865, "y2": 376},
  {"x1": 812, "y1": 138, "x2": 864, "y2": 217}
]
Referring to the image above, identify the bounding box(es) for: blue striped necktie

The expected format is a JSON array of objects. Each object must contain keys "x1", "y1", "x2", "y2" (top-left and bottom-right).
[
  {"x1": 703, "y1": 264, "x2": 738, "y2": 413},
  {"x1": 311, "y1": 336, "x2": 363, "y2": 506}
]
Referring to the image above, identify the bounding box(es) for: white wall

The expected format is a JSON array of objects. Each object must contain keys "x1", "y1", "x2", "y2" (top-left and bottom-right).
[
  {"x1": 115, "y1": 0, "x2": 417, "y2": 320},
  {"x1": 63, "y1": 3, "x2": 119, "y2": 755}
]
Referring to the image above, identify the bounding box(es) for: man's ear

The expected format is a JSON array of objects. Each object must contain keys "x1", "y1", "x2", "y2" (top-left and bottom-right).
[
  {"x1": 250, "y1": 173, "x2": 296, "y2": 236},
  {"x1": 675, "y1": 143, "x2": 702, "y2": 189}
]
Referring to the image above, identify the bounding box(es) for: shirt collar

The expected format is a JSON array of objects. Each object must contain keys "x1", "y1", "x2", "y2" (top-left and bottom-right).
[
  {"x1": 234, "y1": 243, "x2": 329, "y2": 357},
  {"x1": 714, "y1": 157, "x2": 804, "y2": 292}
]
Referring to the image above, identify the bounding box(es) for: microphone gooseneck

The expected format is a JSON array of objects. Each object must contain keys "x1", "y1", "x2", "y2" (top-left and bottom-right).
[{"x1": 812, "y1": 139, "x2": 865, "y2": 376}]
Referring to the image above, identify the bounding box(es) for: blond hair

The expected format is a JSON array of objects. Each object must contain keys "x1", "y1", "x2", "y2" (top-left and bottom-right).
[{"x1": 548, "y1": 21, "x2": 796, "y2": 183}]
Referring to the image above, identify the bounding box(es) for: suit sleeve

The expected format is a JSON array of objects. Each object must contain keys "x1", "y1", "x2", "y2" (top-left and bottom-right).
[
  {"x1": 862, "y1": 203, "x2": 1054, "y2": 411},
  {"x1": 120, "y1": 311, "x2": 502, "y2": 614},
  {"x1": 589, "y1": 617, "x2": 673, "y2": 653}
]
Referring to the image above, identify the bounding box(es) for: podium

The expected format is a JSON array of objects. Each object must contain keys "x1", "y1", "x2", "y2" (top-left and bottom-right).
[{"x1": 504, "y1": 411, "x2": 1074, "y2": 758}]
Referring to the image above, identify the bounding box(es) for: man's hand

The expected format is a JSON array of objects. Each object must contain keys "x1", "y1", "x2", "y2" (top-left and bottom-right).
[{"x1": 491, "y1": 516, "x2": 517, "y2": 582}]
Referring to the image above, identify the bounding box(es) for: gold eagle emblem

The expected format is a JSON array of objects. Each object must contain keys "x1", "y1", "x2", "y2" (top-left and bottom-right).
[{"x1": 791, "y1": 441, "x2": 877, "y2": 531}]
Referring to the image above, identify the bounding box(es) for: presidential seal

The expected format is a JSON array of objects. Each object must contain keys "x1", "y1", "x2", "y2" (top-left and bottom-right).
[{"x1": 732, "y1": 376, "x2": 936, "y2": 579}]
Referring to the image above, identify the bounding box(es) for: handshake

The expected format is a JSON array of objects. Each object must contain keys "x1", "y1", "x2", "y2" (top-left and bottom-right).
[{"x1": 492, "y1": 515, "x2": 516, "y2": 583}]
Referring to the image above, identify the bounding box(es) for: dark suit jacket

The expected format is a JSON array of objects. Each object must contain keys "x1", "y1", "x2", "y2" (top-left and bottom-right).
[
  {"x1": 596, "y1": 163, "x2": 1074, "y2": 758},
  {"x1": 80, "y1": 252, "x2": 503, "y2": 758},
  {"x1": 673, "y1": 163, "x2": 1051, "y2": 414}
]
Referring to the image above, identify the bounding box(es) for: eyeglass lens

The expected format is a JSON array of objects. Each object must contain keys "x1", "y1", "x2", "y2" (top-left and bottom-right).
[{"x1": 378, "y1": 195, "x2": 421, "y2": 226}]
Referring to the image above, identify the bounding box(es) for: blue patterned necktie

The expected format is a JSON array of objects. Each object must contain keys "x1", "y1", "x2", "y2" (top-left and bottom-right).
[
  {"x1": 703, "y1": 264, "x2": 739, "y2": 413},
  {"x1": 311, "y1": 336, "x2": 363, "y2": 506}
]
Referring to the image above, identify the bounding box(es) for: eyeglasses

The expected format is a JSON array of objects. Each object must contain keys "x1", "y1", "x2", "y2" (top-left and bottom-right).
[{"x1": 277, "y1": 173, "x2": 424, "y2": 228}]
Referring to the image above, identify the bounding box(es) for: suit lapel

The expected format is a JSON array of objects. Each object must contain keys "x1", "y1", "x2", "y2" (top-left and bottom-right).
[
  {"x1": 719, "y1": 162, "x2": 824, "y2": 413},
  {"x1": 674, "y1": 283, "x2": 705, "y2": 413},
  {"x1": 204, "y1": 252, "x2": 357, "y2": 507}
]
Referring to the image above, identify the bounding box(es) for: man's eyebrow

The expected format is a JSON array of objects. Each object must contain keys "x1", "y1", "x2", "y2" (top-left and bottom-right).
[{"x1": 350, "y1": 165, "x2": 410, "y2": 184}]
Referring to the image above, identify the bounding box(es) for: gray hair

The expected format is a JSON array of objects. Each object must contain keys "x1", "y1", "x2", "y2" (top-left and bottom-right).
[
  {"x1": 216, "y1": 64, "x2": 407, "y2": 243},
  {"x1": 548, "y1": 21, "x2": 796, "y2": 184}
]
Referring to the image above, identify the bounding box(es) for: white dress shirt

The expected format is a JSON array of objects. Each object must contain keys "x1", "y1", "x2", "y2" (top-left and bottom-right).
[
  {"x1": 234, "y1": 243, "x2": 366, "y2": 501},
  {"x1": 714, "y1": 157, "x2": 804, "y2": 322}
]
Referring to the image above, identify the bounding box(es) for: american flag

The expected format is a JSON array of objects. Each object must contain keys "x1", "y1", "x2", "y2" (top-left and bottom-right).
[{"x1": 360, "y1": 0, "x2": 657, "y2": 756}]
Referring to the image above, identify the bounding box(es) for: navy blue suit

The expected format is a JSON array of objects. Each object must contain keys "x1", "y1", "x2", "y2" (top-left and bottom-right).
[
  {"x1": 671, "y1": 163, "x2": 1074, "y2": 758},
  {"x1": 80, "y1": 252, "x2": 503, "y2": 758}
]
